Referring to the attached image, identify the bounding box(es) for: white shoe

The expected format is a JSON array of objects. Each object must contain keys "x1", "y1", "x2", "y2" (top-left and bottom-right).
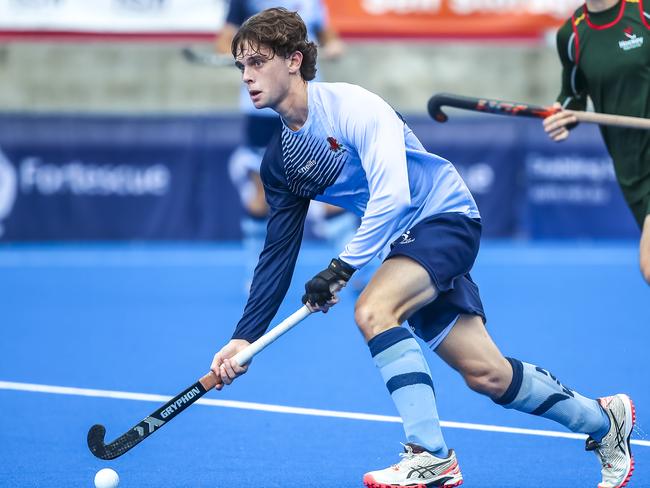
[
  {"x1": 586, "y1": 394, "x2": 636, "y2": 488},
  {"x1": 363, "y1": 443, "x2": 463, "y2": 488}
]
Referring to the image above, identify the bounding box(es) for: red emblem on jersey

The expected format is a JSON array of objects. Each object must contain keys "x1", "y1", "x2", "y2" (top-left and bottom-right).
[
  {"x1": 327, "y1": 137, "x2": 342, "y2": 152},
  {"x1": 624, "y1": 26, "x2": 633, "y2": 36}
]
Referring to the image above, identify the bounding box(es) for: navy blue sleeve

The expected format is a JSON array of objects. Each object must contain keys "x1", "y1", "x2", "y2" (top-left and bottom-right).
[
  {"x1": 225, "y1": 0, "x2": 248, "y2": 26},
  {"x1": 231, "y1": 131, "x2": 310, "y2": 342}
]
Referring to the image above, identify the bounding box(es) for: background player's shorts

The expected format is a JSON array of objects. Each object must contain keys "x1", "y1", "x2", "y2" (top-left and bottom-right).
[{"x1": 385, "y1": 212, "x2": 486, "y2": 347}]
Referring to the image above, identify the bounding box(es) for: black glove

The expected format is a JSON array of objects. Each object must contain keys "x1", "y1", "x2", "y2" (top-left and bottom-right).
[{"x1": 302, "y1": 258, "x2": 356, "y2": 306}]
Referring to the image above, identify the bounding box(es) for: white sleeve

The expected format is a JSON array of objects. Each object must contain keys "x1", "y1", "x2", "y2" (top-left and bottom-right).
[{"x1": 338, "y1": 95, "x2": 411, "y2": 269}]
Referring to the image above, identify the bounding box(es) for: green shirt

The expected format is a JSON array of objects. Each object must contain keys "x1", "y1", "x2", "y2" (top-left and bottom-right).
[{"x1": 556, "y1": 0, "x2": 650, "y2": 207}]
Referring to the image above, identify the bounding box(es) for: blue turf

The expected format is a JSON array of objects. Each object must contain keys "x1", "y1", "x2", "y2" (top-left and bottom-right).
[{"x1": 0, "y1": 241, "x2": 648, "y2": 487}]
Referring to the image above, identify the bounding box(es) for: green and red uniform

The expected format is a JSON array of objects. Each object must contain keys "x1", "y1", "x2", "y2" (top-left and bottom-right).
[{"x1": 556, "y1": 0, "x2": 650, "y2": 227}]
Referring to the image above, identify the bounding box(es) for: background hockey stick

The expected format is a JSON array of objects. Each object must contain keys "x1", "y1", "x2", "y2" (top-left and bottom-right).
[
  {"x1": 180, "y1": 46, "x2": 234, "y2": 68},
  {"x1": 87, "y1": 305, "x2": 312, "y2": 460},
  {"x1": 428, "y1": 92, "x2": 650, "y2": 130}
]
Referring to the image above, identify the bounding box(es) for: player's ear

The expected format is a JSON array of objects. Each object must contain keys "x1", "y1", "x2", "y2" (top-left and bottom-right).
[{"x1": 287, "y1": 50, "x2": 303, "y2": 74}]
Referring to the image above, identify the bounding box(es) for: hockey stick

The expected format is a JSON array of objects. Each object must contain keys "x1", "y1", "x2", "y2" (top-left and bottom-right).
[
  {"x1": 181, "y1": 46, "x2": 234, "y2": 68},
  {"x1": 87, "y1": 305, "x2": 312, "y2": 460},
  {"x1": 428, "y1": 92, "x2": 650, "y2": 130}
]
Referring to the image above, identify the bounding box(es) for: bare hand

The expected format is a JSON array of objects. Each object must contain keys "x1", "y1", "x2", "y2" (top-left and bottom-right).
[
  {"x1": 210, "y1": 339, "x2": 251, "y2": 390},
  {"x1": 543, "y1": 102, "x2": 578, "y2": 142}
]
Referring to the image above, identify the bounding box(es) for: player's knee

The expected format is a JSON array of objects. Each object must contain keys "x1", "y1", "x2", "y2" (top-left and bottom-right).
[
  {"x1": 460, "y1": 363, "x2": 509, "y2": 399},
  {"x1": 354, "y1": 298, "x2": 397, "y2": 340}
]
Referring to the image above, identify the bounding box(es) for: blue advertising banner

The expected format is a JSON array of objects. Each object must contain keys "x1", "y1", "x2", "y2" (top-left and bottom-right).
[
  {"x1": 0, "y1": 113, "x2": 641, "y2": 241},
  {"x1": 519, "y1": 122, "x2": 638, "y2": 239},
  {"x1": 0, "y1": 114, "x2": 241, "y2": 240}
]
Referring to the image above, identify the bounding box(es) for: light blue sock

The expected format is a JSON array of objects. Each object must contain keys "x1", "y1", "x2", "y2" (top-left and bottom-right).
[
  {"x1": 369, "y1": 327, "x2": 448, "y2": 457},
  {"x1": 495, "y1": 358, "x2": 610, "y2": 441}
]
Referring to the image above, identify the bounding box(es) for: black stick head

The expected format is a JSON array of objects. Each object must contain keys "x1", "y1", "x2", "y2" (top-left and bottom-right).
[
  {"x1": 88, "y1": 424, "x2": 112, "y2": 460},
  {"x1": 427, "y1": 95, "x2": 449, "y2": 123}
]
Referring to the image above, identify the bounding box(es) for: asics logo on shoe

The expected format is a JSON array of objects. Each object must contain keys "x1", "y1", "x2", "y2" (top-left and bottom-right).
[
  {"x1": 408, "y1": 465, "x2": 442, "y2": 478},
  {"x1": 612, "y1": 415, "x2": 626, "y2": 453}
]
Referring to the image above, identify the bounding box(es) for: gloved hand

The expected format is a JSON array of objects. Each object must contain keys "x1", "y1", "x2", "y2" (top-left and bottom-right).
[{"x1": 302, "y1": 258, "x2": 356, "y2": 307}]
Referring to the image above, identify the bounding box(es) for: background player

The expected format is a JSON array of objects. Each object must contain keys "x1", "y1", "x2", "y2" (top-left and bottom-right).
[
  {"x1": 214, "y1": 0, "x2": 356, "y2": 289},
  {"x1": 210, "y1": 8, "x2": 636, "y2": 488},
  {"x1": 543, "y1": 0, "x2": 650, "y2": 286}
]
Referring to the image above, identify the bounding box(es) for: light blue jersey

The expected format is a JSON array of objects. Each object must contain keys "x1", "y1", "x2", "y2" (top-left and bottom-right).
[
  {"x1": 287, "y1": 82, "x2": 480, "y2": 268},
  {"x1": 233, "y1": 82, "x2": 480, "y2": 341}
]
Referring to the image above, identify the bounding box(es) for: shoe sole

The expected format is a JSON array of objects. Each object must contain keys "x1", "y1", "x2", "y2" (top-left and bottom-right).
[
  {"x1": 598, "y1": 394, "x2": 636, "y2": 488},
  {"x1": 363, "y1": 473, "x2": 463, "y2": 488}
]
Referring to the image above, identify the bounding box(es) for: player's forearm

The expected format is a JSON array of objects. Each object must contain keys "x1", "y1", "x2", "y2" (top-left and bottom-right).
[{"x1": 232, "y1": 241, "x2": 300, "y2": 342}]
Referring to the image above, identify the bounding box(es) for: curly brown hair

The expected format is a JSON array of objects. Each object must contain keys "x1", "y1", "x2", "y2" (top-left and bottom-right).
[{"x1": 231, "y1": 7, "x2": 318, "y2": 81}]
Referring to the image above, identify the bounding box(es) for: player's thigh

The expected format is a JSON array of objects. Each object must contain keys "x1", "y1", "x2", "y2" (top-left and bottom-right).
[
  {"x1": 355, "y1": 256, "x2": 438, "y2": 333},
  {"x1": 435, "y1": 314, "x2": 509, "y2": 378}
]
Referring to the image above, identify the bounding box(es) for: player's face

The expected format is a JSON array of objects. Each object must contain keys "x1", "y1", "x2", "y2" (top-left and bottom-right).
[{"x1": 235, "y1": 44, "x2": 292, "y2": 110}]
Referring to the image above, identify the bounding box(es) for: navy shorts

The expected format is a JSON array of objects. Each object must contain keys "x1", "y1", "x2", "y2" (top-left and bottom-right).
[{"x1": 385, "y1": 213, "x2": 486, "y2": 346}]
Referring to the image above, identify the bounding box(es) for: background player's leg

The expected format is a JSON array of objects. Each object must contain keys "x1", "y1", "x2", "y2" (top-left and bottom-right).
[
  {"x1": 357, "y1": 256, "x2": 448, "y2": 455},
  {"x1": 436, "y1": 314, "x2": 609, "y2": 439},
  {"x1": 228, "y1": 146, "x2": 268, "y2": 290},
  {"x1": 640, "y1": 213, "x2": 650, "y2": 285}
]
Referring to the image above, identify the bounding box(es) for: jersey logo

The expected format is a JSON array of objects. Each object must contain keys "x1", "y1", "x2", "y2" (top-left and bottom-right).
[
  {"x1": 297, "y1": 159, "x2": 317, "y2": 174},
  {"x1": 397, "y1": 230, "x2": 415, "y2": 245},
  {"x1": 619, "y1": 26, "x2": 644, "y2": 51},
  {"x1": 326, "y1": 137, "x2": 346, "y2": 156}
]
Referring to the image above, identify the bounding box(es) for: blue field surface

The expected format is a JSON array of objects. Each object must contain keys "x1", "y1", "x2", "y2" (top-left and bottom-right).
[{"x1": 1, "y1": 241, "x2": 648, "y2": 487}]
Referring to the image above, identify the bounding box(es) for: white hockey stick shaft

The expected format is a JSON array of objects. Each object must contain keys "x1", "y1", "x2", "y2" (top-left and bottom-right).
[
  {"x1": 232, "y1": 305, "x2": 312, "y2": 366},
  {"x1": 571, "y1": 110, "x2": 650, "y2": 130}
]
